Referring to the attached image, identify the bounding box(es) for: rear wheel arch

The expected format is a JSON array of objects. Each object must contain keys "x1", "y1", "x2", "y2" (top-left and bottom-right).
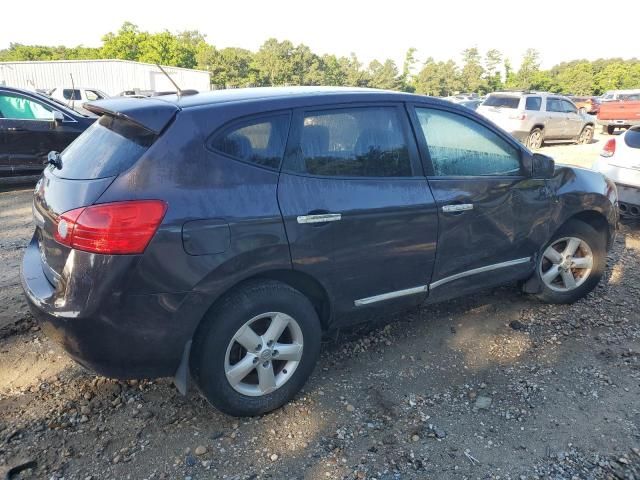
[{"x1": 190, "y1": 269, "x2": 331, "y2": 345}]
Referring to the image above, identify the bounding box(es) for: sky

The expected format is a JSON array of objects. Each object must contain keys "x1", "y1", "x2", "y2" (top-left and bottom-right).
[{"x1": 2, "y1": 0, "x2": 639, "y2": 69}]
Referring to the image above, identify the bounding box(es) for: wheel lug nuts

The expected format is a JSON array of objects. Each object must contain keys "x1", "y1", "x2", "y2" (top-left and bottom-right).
[
  {"x1": 273, "y1": 350, "x2": 279, "y2": 356},
  {"x1": 253, "y1": 357, "x2": 258, "y2": 364},
  {"x1": 263, "y1": 361, "x2": 269, "y2": 367},
  {"x1": 256, "y1": 344, "x2": 262, "y2": 351}
]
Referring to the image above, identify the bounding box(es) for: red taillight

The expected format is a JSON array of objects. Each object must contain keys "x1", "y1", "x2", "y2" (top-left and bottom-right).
[
  {"x1": 601, "y1": 138, "x2": 616, "y2": 158},
  {"x1": 53, "y1": 200, "x2": 167, "y2": 254}
]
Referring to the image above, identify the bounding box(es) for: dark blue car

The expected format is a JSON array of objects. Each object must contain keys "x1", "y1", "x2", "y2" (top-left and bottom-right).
[{"x1": 22, "y1": 87, "x2": 618, "y2": 416}]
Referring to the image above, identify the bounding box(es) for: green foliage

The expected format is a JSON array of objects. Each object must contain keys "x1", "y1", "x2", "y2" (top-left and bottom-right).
[
  {"x1": 460, "y1": 47, "x2": 486, "y2": 93},
  {"x1": 1, "y1": 22, "x2": 639, "y2": 95}
]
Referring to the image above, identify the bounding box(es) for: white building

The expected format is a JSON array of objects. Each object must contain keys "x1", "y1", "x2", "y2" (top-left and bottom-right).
[{"x1": 0, "y1": 59, "x2": 211, "y2": 95}]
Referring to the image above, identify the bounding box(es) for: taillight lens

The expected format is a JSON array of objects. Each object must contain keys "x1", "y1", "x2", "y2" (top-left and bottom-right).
[
  {"x1": 53, "y1": 200, "x2": 167, "y2": 254},
  {"x1": 601, "y1": 138, "x2": 616, "y2": 158}
]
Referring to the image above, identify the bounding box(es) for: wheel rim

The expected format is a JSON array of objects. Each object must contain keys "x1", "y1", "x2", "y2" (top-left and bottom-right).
[
  {"x1": 224, "y1": 312, "x2": 304, "y2": 397},
  {"x1": 539, "y1": 236, "x2": 594, "y2": 293},
  {"x1": 580, "y1": 127, "x2": 593, "y2": 144},
  {"x1": 529, "y1": 131, "x2": 542, "y2": 149}
]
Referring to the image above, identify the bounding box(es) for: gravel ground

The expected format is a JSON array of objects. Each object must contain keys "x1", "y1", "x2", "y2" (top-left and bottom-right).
[{"x1": 1, "y1": 134, "x2": 639, "y2": 480}]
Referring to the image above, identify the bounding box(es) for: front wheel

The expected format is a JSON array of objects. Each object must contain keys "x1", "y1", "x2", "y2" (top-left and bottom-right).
[
  {"x1": 535, "y1": 220, "x2": 606, "y2": 304},
  {"x1": 190, "y1": 280, "x2": 322, "y2": 416}
]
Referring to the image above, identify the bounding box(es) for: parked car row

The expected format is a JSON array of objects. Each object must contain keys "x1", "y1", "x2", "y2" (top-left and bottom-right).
[
  {"x1": 0, "y1": 86, "x2": 96, "y2": 185},
  {"x1": 476, "y1": 91, "x2": 595, "y2": 150},
  {"x1": 597, "y1": 93, "x2": 640, "y2": 134},
  {"x1": 20, "y1": 86, "x2": 618, "y2": 416}
]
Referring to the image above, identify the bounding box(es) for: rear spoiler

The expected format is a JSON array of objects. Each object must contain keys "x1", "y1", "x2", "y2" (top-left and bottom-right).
[{"x1": 84, "y1": 97, "x2": 180, "y2": 134}]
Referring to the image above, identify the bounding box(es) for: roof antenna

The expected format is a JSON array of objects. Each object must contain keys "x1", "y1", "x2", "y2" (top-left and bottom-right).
[
  {"x1": 69, "y1": 73, "x2": 76, "y2": 111},
  {"x1": 156, "y1": 64, "x2": 182, "y2": 97}
]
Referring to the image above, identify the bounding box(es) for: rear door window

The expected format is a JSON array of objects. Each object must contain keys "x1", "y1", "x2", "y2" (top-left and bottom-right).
[
  {"x1": 483, "y1": 96, "x2": 520, "y2": 109},
  {"x1": 209, "y1": 114, "x2": 290, "y2": 169},
  {"x1": 285, "y1": 106, "x2": 413, "y2": 177},
  {"x1": 54, "y1": 114, "x2": 156, "y2": 180},
  {"x1": 546, "y1": 98, "x2": 564, "y2": 113},
  {"x1": 525, "y1": 96, "x2": 542, "y2": 111}
]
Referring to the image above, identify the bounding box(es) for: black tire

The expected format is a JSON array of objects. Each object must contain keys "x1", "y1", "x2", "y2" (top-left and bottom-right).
[
  {"x1": 535, "y1": 220, "x2": 606, "y2": 304},
  {"x1": 190, "y1": 280, "x2": 322, "y2": 417},
  {"x1": 577, "y1": 125, "x2": 594, "y2": 144},
  {"x1": 527, "y1": 128, "x2": 544, "y2": 150},
  {"x1": 606, "y1": 125, "x2": 615, "y2": 135}
]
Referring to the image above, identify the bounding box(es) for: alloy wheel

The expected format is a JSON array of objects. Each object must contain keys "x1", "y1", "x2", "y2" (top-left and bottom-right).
[
  {"x1": 224, "y1": 312, "x2": 304, "y2": 397},
  {"x1": 539, "y1": 237, "x2": 594, "y2": 292},
  {"x1": 529, "y1": 131, "x2": 543, "y2": 150},
  {"x1": 579, "y1": 127, "x2": 593, "y2": 144}
]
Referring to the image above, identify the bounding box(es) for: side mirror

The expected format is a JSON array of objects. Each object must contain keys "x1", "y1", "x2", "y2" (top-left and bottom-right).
[
  {"x1": 531, "y1": 153, "x2": 555, "y2": 178},
  {"x1": 52, "y1": 111, "x2": 64, "y2": 127}
]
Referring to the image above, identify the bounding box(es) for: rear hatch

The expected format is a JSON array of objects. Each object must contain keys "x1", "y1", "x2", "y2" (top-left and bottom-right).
[
  {"x1": 33, "y1": 98, "x2": 179, "y2": 285},
  {"x1": 477, "y1": 94, "x2": 521, "y2": 126}
]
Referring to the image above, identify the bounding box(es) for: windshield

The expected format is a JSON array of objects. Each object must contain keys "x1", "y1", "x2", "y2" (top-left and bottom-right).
[
  {"x1": 482, "y1": 95, "x2": 520, "y2": 109},
  {"x1": 53, "y1": 114, "x2": 156, "y2": 180}
]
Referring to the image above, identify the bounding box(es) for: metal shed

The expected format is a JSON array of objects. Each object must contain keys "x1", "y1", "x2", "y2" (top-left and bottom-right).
[{"x1": 0, "y1": 59, "x2": 211, "y2": 95}]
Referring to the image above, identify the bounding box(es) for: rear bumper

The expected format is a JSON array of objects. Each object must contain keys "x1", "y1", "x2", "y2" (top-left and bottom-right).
[
  {"x1": 597, "y1": 119, "x2": 640, "y2": 127},
  {"x1": 21, "y1": 236, "x2": 203, "y2": 379}
]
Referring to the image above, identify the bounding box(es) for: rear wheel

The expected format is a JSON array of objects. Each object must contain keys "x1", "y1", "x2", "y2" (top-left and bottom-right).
[
  {"x1": 536, "y1": 220, "x2": 606, "y2": 304},
  {"x1": 190, "y1": 280, "x2": 322, "y2": 416},
  {"x1": 527, "y1": 128, "x2": 544, "y2": 150},
  {"x1": 577, "y1": 125, "x2": 594, "y2": 144},
  {"x1": 606, "y1": 125, "x2": 615, "y2": 135}
]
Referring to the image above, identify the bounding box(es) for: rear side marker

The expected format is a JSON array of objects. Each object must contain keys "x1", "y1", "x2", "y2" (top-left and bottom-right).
[{"x1": 54, "y1": 200, "x2": 167, "y2": 254}]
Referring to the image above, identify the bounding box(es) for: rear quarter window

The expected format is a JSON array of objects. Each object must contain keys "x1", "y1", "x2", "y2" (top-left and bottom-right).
[
  {"x1": 483, "y1": 96, "x2": 520, "y2": 109},
  {"x1": 525, "y1": 96, "x2": 542, "y2": 111},
  {"x1": 54, "y1": 115, "x2": 156, "y2": 180},
  {"x1": 208, "y1": 113, "x2": 290, "y2": 170}
]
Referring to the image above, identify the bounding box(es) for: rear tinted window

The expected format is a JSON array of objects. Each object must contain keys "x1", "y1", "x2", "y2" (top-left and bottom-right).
[
  {"x1": 209, "y1": 114, "x2": 290, "y2": 169},
  {"x1": 63, "y1": 89, "x2": 81, "y2": 101},
  {"x1": 525, "y1": 96, "x2": 542, "y2": 111},
  {"x1": 483, "y1": 96, "x2": 520, "y2": 109},
  {"x1": 286, "y1": 106, "x2": 412, "y2": 177},
  {"x1": 54, "y1": 115, "x2": 156, "y2": 180},
  {"x1": 625, "y1": 127, "x2": 640, "y2": 149}
]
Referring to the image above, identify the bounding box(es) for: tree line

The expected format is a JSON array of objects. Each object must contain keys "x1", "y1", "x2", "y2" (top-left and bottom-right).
[{"x1": 2, "y1": 22, "x2": 639, "y2": 96}]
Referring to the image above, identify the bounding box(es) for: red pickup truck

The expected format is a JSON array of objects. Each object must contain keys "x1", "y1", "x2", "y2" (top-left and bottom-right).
[{"x1": 597, "y1": 94, "x2": 640, "y2": 134}]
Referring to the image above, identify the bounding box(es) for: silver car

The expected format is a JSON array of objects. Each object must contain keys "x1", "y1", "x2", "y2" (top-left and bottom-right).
[
  {"x1": 593, "y1": 126, "x2": 640, "y2": 217},
  {"x1": 477, "y1": 92, "x2": 595, "y2": 150}
]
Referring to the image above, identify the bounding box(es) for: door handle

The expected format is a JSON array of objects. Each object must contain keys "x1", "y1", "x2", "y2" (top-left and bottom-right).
[
  {"x1": 442, "y1": 203, "x2": 473, "y2": 213},
  {"x1": 297, "y1": 213, "x2": 342, "y2": 224}
]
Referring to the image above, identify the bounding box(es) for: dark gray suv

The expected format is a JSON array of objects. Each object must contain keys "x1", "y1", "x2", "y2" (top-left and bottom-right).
[{"x1": 22, "y1": 87, "x2": 618, "y2": 416}]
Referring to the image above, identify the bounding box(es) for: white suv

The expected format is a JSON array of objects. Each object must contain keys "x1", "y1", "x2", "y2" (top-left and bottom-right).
[
  {"x1": 593, "y1": 126, "x2": 640, "y2": 218},
  {"x1": 477, "y1": 92, "x2": 595, "y2": 150}
]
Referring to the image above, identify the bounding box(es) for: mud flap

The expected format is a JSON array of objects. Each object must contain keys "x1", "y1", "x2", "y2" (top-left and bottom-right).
[{"x1": 173, "y1": 340, "x2": 192, "y2": 395}]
